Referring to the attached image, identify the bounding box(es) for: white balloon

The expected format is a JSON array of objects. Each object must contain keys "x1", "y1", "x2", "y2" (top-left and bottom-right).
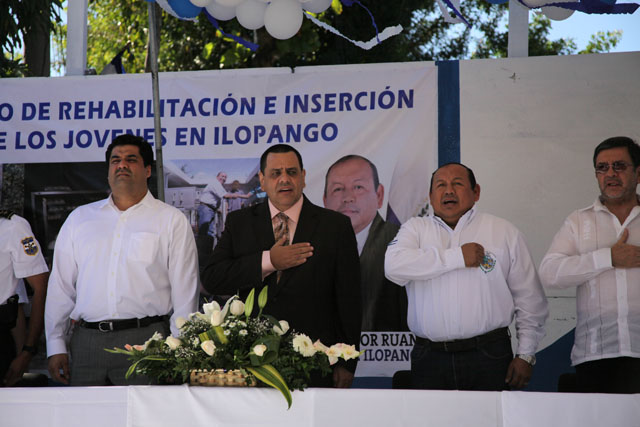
[
  {"x1": 236, "y1": 0, "x2": 268, "y2": 30},
  {"x1": 215, "y1": 0, "x2": 244, "y2": 7},
  {"x1": 206, "y1": 0, "x2": 237, "y2": 20},
  {"x1": 541, "y1": 2, "x2": 576, "y2": 20},
  {"x1": 301, "y1": 0, "x2": 331, "y2": 13},
  {"x1": 264, "y1": 0, "x2": 303, "y2": 40},
  {"x1": 190, "y1": 0, "x2": 213, "y2": 7}
]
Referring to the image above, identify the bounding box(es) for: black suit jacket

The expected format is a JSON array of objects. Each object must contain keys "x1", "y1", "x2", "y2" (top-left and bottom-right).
[
  {"x1": 360, "y1": 213, "x2": 408, "y2": 332},
  {"x1": 201, "y1": 196, "x2": 361, "y2": 372}
]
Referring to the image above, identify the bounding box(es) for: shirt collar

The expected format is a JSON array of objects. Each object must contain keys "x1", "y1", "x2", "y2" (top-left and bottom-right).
[
  {"x1": 593, "y1": 195, "x2": 640, "y2": 223},
  {"x1": 268, "y1": 196, "x2": 304, "y2": 225},
  {"x1": 433, "y1": 206, "x2": 477, "y2": 231},
  {"x1": 103, "y1": 190, "x2": 154, "y2": 212}
]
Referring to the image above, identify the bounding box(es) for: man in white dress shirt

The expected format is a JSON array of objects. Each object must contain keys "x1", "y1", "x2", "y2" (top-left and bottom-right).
[
  {"x1": 540, "y1": 136, "x2": 640, "y2": 393},
  {"x1": 0, "y1": 211, "x2": 49, "y2": 386},
  {"x1": 45, "y1": 135, "x2": 199, "y2": 386},
  {"x1": 385, "y1": 162, "x2": 548, "y2": 390}
]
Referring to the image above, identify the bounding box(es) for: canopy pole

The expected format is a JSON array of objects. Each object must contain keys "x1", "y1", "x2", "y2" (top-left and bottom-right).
[{"x1": 148, "y1": 2, "x2": 165, "y2": 201}]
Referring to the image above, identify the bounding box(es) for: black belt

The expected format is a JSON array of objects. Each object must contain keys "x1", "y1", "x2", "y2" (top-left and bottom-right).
[
  {"x1": 415, "y1": 327, "x2": 509, "y2": 352},
  {"x1": 79, "y1": 315, "x2": 166, "y2": 332},
  {"x1": 1, "y1": 294, "x2": 18, "y2": 306}
]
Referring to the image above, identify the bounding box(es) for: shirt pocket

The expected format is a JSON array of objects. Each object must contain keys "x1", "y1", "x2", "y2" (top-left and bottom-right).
[{"x1": 128, "y1": 232, "x2": 159, "y2": 264}]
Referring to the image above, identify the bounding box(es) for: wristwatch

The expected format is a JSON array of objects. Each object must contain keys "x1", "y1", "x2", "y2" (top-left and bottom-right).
[
  {"x1": 516, "y1": 354, "x2": 536, "y2": 366},
  {"x1": 22, "y1": 345, "x2": 38, "y2": 356}
]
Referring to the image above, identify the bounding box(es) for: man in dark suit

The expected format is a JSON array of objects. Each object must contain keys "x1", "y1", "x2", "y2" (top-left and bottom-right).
[
  {"x1": 324, "y1": 155, "x2": 408, "y2": 332},
  {"x1": 202, "y1": 145, "x2": 361, "y2": 388}
]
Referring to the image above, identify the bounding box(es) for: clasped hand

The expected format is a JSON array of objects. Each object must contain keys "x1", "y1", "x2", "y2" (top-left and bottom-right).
[
  {"x1": 462, "y1": 242, "x2": 485, "y2": 267},
  {"x1": 611, "y1": 229, "x2": 640, "y2": 268},
  {"x1": 270, "y1": 236, "x2": 313, "y2": 271}
]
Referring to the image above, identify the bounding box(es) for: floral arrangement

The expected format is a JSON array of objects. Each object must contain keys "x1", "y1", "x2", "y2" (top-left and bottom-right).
[{"x1": 107, "y1": 287, "x2": 359, "y2": 408}]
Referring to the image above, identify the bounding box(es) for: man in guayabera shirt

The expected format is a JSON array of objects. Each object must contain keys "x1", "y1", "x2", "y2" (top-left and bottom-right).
[{"x1": 541, "y1": 136, "x2": 640, "y2": 393}]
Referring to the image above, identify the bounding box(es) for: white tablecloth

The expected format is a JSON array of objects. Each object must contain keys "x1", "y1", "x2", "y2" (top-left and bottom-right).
[{"x1": 1, "y1": 386, "x2": 638, "y2": 427}]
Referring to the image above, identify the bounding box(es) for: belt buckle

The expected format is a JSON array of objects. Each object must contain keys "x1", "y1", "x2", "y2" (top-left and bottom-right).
[{"x1": 98, "y1": 321, "x2": 114, "y2": 332}]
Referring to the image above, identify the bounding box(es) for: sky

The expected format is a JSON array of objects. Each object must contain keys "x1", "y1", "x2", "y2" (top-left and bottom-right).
[{"x1": 544, "y1": 10, "x2": 639, "y2": 53}]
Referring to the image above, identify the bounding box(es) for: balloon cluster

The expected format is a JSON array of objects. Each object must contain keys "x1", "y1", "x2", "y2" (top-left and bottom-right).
[{"x1": 161, "y1": 0, "x2": 334, "y2": 39}]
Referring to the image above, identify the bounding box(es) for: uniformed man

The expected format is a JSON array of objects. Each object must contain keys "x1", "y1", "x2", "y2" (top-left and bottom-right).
[{"x1": 0, "y1": 210, "x2": 49, "y2": 386}]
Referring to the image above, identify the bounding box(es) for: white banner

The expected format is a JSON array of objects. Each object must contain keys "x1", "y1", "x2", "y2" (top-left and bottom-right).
[{"x1": 1, "y1": 63, "x2": 436, "y2": 221}]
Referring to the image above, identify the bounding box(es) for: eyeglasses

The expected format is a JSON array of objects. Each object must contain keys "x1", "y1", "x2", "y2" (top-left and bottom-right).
[{"x1": 595, "y1": 161, "x2": 634, "y2": 174}]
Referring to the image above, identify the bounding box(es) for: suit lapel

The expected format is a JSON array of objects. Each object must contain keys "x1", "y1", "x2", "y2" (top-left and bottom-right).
[{"x1": 254, "y1": 201, "x2": 274, "y2": 247}]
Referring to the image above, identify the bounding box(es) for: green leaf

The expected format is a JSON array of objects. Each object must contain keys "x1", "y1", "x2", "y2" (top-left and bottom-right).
[
  {"x1": 213, "y1": 326, "x2": 229, "y2": 344},
  {"x1": 244, "y1": 288, "x2": 255, "y2": 318},
  {"x1": 246, "y1": 364, "x2": 292, "y2": 409},
  {"x1": 104, "y1": 347, "x2": 133, "y2": 356},
  {"x1": 257, "y1": 286, "x2": 268, "y2": 311},
  {"x1": 199, "y1": 331, "x2": 212, "y2": 343},
  {"x1": 125, "y1": 355, "x2": 168, "y2": 379}
]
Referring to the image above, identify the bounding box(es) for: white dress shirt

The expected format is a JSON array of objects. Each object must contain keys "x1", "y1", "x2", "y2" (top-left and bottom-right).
[
  {"x1": 385, "y1": 207, "x2": 548, "y2": 355},
  {"x1": 355, "y1": 221, "x2": 373, "y2": 256},
  {"x1": 540, "y1": 198, "x2": 640, "y2": 366},
  {"x1": 45, "y1": 191, "x2": 199, "y2": 356},
  {"x1": 0, "y1": 214, "x2": 49, "y2": 305}
]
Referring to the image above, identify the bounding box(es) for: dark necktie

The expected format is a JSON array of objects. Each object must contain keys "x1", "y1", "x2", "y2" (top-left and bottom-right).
[{"x1": 273, "y1": 212, "x2": 290, "y2": 281}]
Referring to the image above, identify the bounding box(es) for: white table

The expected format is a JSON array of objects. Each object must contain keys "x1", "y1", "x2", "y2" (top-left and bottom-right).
[{"x1": 2, "y1": 386, "x2": 638, "y2": 427}]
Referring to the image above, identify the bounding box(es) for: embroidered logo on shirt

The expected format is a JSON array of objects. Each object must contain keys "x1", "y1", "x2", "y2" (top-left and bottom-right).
[
  {"x1": 21, "y1": 236, "x2": 39, "y2": 256},
  {"x1": 479, "y1": 251, "x2": 496, "y2": 273}
]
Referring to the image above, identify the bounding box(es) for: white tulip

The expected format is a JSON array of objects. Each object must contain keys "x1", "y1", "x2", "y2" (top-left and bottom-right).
[
  {"x1": 211, "y1": 310, "x2": 225, "y2": 326},
  {"x1": 203, "y1": 301, "x2": 221, "y2": 316},
  {"x1": 253, "y1": 344, "x2": 267, "y2": 356},
  {"x1": 175, "y1": 316, "x2": 187, "y2": 330},
  {"x1": 230, "y1": 300, "x2": 245, "y2": 316},
  {"x1": 201, "y1": 340, "x2": 216, "y2": 356},
  {"x1": 165, "y1": 336, "x2": 182, "y2": 350}
]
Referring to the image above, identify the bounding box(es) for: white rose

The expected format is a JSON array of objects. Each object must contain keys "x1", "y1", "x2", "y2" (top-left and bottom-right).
[
  {"x1": 253, "y1": 344, "x2": 267, "y2": 357},
  {"x1": 273, "y1": 320, "x2": 290, "y2": 336},
  {"x1": 175, "y1": 316, "x2": 187, "y2": 330},
  {"x1": 201, "y1": 340, "x2": 216, "y2": 356},
  {"x1": 229, "y1": 300, "x2": 245, "y2": 316},
  {"x1": 202, "y1": 301, "x2": 221, "y2": 316},
  {"x1": 165, "y1": 336, "x2": 182, "y2": 350},
  {"x1": 211, "y1": 310, "x2": 224, "y2": 327}
]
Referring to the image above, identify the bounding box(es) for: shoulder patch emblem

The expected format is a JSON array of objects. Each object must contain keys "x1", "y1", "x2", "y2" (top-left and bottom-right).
[
  {"x1": 479, "y1": 251, "x2": 496, "y2": 273},
  {"x1": 21, "y1": 236, "x2": 39, "y2": 256}
]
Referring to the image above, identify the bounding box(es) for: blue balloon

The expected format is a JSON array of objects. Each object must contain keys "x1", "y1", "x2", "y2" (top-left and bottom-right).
[
  {"x1": 168, "y1": 0, "x2": 202, "y2": 19},
  {"x1": 485, "y1": 0, "x2": 509, "y2": 4},
  {"x1": 598, "y1": 0, "x2": 617, "y2": 5}
]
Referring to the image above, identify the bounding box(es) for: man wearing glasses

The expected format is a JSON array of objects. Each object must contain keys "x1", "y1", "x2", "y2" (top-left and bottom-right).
[{"x1": 541, "y1": 136, "x2": 640, "y2": 393}]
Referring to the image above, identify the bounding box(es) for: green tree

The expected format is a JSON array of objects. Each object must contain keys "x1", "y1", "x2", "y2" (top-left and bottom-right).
[
  {"x1": 1, "y1": 0, "x2": 62, "y2": 77},
  {"x1": 473, "y1": 14, "x2": 578, "y2": 58}
]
